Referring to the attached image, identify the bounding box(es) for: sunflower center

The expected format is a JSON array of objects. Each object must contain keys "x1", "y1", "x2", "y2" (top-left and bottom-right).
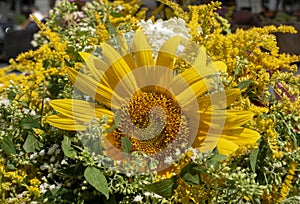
[{"x1": 111, "y1": 86, "x2": 190, "y2": 156}]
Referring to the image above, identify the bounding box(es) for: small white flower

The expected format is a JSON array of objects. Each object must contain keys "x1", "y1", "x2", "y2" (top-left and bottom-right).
[
  {"x1": 30, "y1": 152, "x2": 38, "y2": 160},
  {"x1": 144, "y1": 191, "x2": 151, "y2": 197},
  {"x1": 198, "y1": 26, "x2": 203, "y2": 35},
  {"x1": 47, "y1": 144, "x2": 59, "y2": 155},
  {"x1": 44, "y1": 98, "x2": 51, "y2": 104},
  {"x1": 83, "y1": 95, "x2": 91, "y2": 101},
  {"x1": 54, "y1": 162, "x2": 60, "y2": 168},
  {"x1": 22, "y1": 108, "x2": 30, "y2": 114},
  {"x1": 190, "y1": 148, "x2": 200, "y2": 161},
  {"x1": 61, "y1": 159, "x2": 68, "y2": 165},
  {"x1": 152, "y1": 193, "x2": 162, "y2": 199},
  {"x1": 175, "y1": 148, "x2": 182, "y2": 157},
  {"x1": 49, "y1": 184, "x2": 56, "y2": 190},
  {"x1": 164, "y1": 156, "x2": 173, "y2": 165},
  {"x1": 139, "y1": 17, "x2": 190, "y2": 55},
  {"x1": 39, "y1": 149, "x2": 46, "y2": 157},
  {"x1": 40, "y1": 163, "x2": 51, "y2": 171},
  {"x1": 50, "y1": 156, "x2": 56, "y2": 163},
  {"x1": 116, "y1": 5, "x2": 123, "y2": 11},
  {"x1": 133, "y1": 194, "x2": 143, "y2": 202},
  {"x1": 17, "y1": 191, "x2": 27, "y2": 198},
  {"x1": 31, "y1": 40, "x2": 38, "y2": 47},
  {"x1": 0, "y1": 98, "x2": 10, "y2": 108},
  {"x1": 55, "y1": 148, "x2": 61, "y2": 155},
  {"x1": 30, "y1": 110, "x2": 36, "y2": 116}
]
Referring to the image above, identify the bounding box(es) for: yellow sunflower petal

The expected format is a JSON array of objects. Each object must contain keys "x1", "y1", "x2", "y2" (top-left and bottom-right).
[
  {"x1": 79, "y1": 52, "x2": 108, "y2": 82},
  {"x1": 199, "y1": 110, "x2": 254, "y2": 129},
  {"x1": 156, "y1": 36, "x2": 182, "y2": 69},
  {"x1": 217, "y1": 138, "x2": 239, "y2": 155},
  {"x1": 68, "y1": 68, "x2": 122, "y2": 109},
  {"x1": 173, "y1": 66, "x2": 203, "y2": 86},
  {"x1": 175, "y1": 78, "x2": 209, "y2": 107},
  {"x1": 221, "y1": 128, "x2": 260, "y2": 147},
  {"x1": 133, "y1": 30, "x2": 154, "y2": 67},
  {"x1": 209, "y1": 61, "x2": 227, "y2": 72},
  {"x1": 197, "y1": 88, "x2": 241, "y2": 109},
  {"x1": 192, "y1": 46, "x2": 227, "y2": 76},
  {"x1": 101, "y1": 43, "x2": 137, "y2": 94},
  {"x1": 193, "y1": 46, "x2": 207, "y2": 68},
  {"x1": 171, "y1": 67, "x2": 214, "y2": 94},
  {"x1": 194, "y1": 124, "x2": 259, "y2": 154},
  {"x1": 46, "y1": 115, "x2": 87, "y2": 131},
  {"x1": 123, "y1": 53, "x2": 137, "y2": 70},
  {"x1": 50, "y1": 99, "x2": 114, "y2": 123}
]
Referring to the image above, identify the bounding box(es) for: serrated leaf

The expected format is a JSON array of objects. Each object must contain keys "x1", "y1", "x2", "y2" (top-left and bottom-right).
[
  {"x1": 121, "y1": 137, "x2": 132, "y2": 153},
  {"x1": 144, "y1": 176, "x2": 178, "y2": 198},
  {"x1": 237, "y1": 80, "x2": 252, "y2": 90},
  {"x1": 62, "y1": 136, "x2": 76, "y2": 158},
  {"x1": 23, "y1": 133, "x2": 43, "y2": 153},
  {"x1": 20, "y1": 116, "x2": 41, "y2": 129},
  {"x1": 84, "y1": 166, "x2": 109, "y2": 199},
  {"x1": 1, "y1": 136, "x2": 16, "y2": 155},
  {"x1": 250, "y1": 148, "x2": 259, "y2": 172}
]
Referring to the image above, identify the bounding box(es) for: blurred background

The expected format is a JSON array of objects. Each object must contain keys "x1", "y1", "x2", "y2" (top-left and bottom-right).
[{"x1": 1, "y1": 0, "x2": 300, "y2": 66}]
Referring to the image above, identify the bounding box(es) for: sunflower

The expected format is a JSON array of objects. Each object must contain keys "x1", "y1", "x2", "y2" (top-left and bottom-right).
[{"x1": 46, "y1": 30, "x2": 259, "y2": 171}]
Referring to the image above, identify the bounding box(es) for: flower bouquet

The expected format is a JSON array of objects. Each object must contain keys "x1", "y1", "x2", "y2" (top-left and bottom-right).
[{"x1": 0, "y1": 0, "x2": 299, "y2": 203}]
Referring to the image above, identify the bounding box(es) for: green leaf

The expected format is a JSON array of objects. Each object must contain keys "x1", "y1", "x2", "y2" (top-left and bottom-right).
[
  {"x1": 7, "y1": 163, "x2": 17, "y2": 170},
  {"x1": 18, "y1": 101, "x2": 28, "y2": 107},
  {"x1": 108, "y1": 23, "x2": 117, "y2": 36},
  {"x1": 250, "y1": 148, "x2": 259, "y2": 172},
  {"x1": 103, "y1": 111, "x2": 120, "y2": 134},
  {"x1": 234, "y1": 67, "x2": 240, "y2": 76},
  {"x1": 237, "y1": 80, "x2": 252, "y2": 90},
  {"x1": 208, "y1": 152, "x2": 227, "y2": 167},
  {"x1": 84, "y1": 166, "x2": 109, "y2": 199},
  {"x1": 252, "y1": 196, "x2": 261, "y2": 204},
  {"x1": 103, "y1": 123, "x2": 116, "y2": 134},
  {"x1": 20, "y1": 116, "x2": 41, "y2": 129},
  {"x1": 7, "y1": 91, "x2": 16, "y2": 101},
  {"x1": 180, "y1": 163, "x2": 201, "y2": 185},
  {"x1": 23, "y1": 133, "x2": 43, "y2": 153},
  {"x1": 110, "y1": 12, "x2": 123, "y2": 17},
  {"x1": 62, "y1": 136, "x2": 76, "y2": 158},
  {"x1": 182, "y1": 172, "x2": 200, "y2": 185},
  {"x1": 1, "y1": 136, "x2": 16, "y2": 155},
  {"x1": 144, "y1": 176, "x2": 178, "y2": 199},
  {"x1": 121, "y1": 137, "x2": 132, "y2": 153}
]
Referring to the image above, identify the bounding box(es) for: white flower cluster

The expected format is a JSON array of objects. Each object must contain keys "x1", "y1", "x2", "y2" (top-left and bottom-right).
[
  {"x1": 39, "y1": 176, "x2": 62, "y2": 194},
  {"x1": 0, "y1": 98, "x2": 10, "y2": 108},
  {"x1": 139, "y1": 17, "x2": 191, "y2": 54}
]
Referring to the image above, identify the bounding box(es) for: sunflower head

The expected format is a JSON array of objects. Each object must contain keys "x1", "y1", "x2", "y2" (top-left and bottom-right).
[{"x1": 47, "y1": 30, "x2": 260, "y2": 174}]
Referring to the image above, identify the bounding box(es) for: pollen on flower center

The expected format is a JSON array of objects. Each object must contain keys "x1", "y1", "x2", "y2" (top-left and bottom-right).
[{"x1": 111, "y1": 86, "x2": 190, "y2": 156}]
